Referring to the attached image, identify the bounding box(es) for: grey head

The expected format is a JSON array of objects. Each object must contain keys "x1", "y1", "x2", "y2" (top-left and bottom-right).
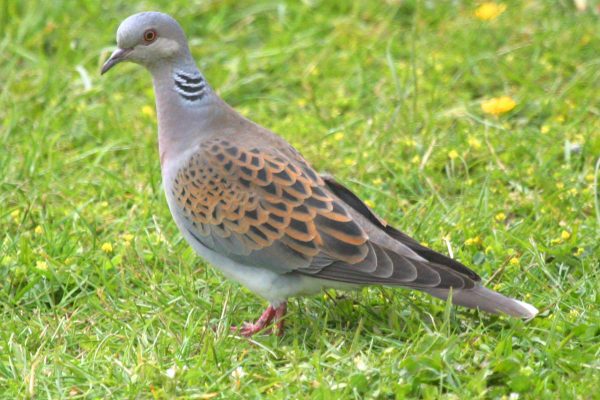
[{"x1": 101, "y1": 12, "x2": 193, "y2": 74}]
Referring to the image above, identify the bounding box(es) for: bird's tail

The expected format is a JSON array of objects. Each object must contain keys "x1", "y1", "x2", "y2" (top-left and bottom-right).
[{"x1": 424, "y1": 285, "x2": 538, "y2": 319}]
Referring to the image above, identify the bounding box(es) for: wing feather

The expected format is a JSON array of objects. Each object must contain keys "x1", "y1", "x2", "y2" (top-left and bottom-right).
[
  {"x1": 171, "y1": 138, "x2": 368, "y2": 271},
  {"x1": 173, "y1": 137, "x2": 481, "y2": 292}
]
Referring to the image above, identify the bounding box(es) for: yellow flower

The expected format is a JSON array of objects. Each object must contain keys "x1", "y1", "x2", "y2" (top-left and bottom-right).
[
  {"x1": 467, "y1": 137, "x2": 482, "y2": 149},
  {"x1": 402, "y1": 139, "x2": 417, "y2": 148},
  {"x1": 464, "y1": 236, "x2": 482, "y2": 246},
  {"x1": 34, "y1": 225, "x2": 44, "y2": 235},
  {"x1": 122, "y1": 233, "x2": 134, "y2": 242},
  {"x1": 555, "y1": 182, "x2": 565, "y2": 190},
  {"x1": 494, "y1": 212, "x2": 506, "y2": 222},
  {"x1": 584, "y1": 173, "x2": 595, "y2": 183},
  {"x1": 372, "y1": 177, "x2": 383, "y2": 186},
  {"x1": 574, "y1": 247, "x2": 584, "y2": 257},
  {"x1": 580, "y1": 34, "x2": 591, "y2": 46},
  {"x1": 474, "y1": 2, "x2": 506, "y2": 21},
  {"x1": 560, "y1": 230, "x2": 571, "y2": 241},
  {"x1": 296, "y1": 98, "x2": 307, "y2": 108},
  {"x1": 448, "y1": 150, "x2": 459, "y2": 160},
  {"x1": 10, "y1": 209, "x2": 20, "y2": 222},
  {"x1": 540, "y1": 125, "x2": 550, "y2": 134},
  {"x1": 332, "y1": 132, "x2": 344, "y2": 141},
  {"x1": 509, "y1": 257, "x2": 519, "y2": 266},
  {"x1": 410, "y1": 155, "x2": 421, "y2": 164},
  {"x1": 526, "y1": 166, "x2": 534, "y2": 176},
  {"x1": 36, "y1": 261, "x2": 48, "y2": 271},
  {"x1": 364, "y1": 199, "x2": 375, "y2": 208},
  {"x1": 481, "y1": 96, "x2": 516, "y2": 116},
  {"x1": 101, "y1": 242, "x2": 113, "y2": 254},
  {"x1": 142, "y1": 105, "x2": 155, "y2": 118}
]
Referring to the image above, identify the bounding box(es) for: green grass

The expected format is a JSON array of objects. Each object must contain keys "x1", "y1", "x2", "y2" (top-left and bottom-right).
[{"x1": 1, "y1": 0, "x2": 599, "y2": 398}]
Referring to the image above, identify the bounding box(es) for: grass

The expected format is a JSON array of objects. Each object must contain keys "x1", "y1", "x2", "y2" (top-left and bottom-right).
[{"x1": 1, "y1": 0, "x2": 599, "y2": 398}]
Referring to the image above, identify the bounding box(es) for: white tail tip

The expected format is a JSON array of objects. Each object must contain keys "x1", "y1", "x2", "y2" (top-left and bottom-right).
[{"x1": 513, "y1": 299, "x2": 539, "y2": 319}]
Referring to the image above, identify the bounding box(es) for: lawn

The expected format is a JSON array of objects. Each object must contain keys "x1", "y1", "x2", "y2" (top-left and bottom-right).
[{"x1": 1, "y1": 0, "x2": 599, "y2": 398}]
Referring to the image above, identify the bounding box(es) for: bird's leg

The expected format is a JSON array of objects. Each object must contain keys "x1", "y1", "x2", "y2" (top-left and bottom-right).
[
  {"x1": 232, "y1": 302, "x2": 288, "y2": 337},
  {"x1": 235, "y1": 305, "x2": 276, "y2": 337},
  {"x1": 273, "y1": 302, "x2": 287, "y2": 336}
]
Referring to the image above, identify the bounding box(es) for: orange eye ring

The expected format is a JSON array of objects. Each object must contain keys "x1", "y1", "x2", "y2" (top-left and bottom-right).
[{"x1": 143, "y1": 29, "x2": 157, "y2": 43}]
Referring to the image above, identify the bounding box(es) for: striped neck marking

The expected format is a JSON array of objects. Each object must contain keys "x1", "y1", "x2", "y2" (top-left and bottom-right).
[{"x1": 173, "y1": 70, "x2": 207, "y2": 102}]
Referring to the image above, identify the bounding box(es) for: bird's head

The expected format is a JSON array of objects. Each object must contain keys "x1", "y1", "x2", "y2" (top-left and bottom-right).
[{"x1": 101, "y1": 12, "x2": 190, "y2": 74}]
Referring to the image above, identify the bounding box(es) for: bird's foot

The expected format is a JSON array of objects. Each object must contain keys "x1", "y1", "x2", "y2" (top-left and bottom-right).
[{"x1": 231, "y1": 303, "x2": 287, "y2": 337}]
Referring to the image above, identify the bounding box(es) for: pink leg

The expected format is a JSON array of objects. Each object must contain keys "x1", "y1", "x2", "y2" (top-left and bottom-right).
[
  {"x1": 273, "y1": 303, "x2": 287, "y2": 336},
  {"x1": 234, "y1": 305, "x2": 276, "y2": 337},
  {"x1": 232, "y1": 302, "x2": 288, "y2": 337}
]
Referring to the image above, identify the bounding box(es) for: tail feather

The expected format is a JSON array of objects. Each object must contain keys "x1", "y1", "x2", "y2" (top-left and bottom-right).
[{"x1": 424, "y1": 285, "x2": 538, "y2": 319}]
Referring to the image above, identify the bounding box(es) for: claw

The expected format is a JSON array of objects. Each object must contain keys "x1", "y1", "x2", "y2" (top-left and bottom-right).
[{"x1": 231, "y1": 303, "x2": 287, "y2": 337}]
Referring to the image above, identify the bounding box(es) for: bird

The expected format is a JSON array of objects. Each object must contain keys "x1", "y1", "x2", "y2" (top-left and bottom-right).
[{"x1": 101, "y1": 12, "x2": 538, "y2": 336}]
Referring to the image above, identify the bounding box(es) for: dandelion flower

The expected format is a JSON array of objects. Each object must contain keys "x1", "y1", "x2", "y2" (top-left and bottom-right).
[
  {"x1": 467, "y1": 136, "x2": 482, "y2": 149},
  {"x1": 474, "y1": 2, "x2": 507, "y2": 21},
  {"x1": 34, "y1": 225, "x2": 44, "y2": 235},
  {"x1": 142, "y1": 105, "x2": 155, "y2": 118},
  {"x1": 122, "y1": 233, "x2": 134, "y2": 242},
  {"x1": 10, "y1": 209, "x2": 20, "y2": 222},
  {"x1": 481, "y1": 96, "x2": 516, "y2": 116},
  {"x1": 101, "y1": 242, "x2": 113, "y2": 254},
  {"x1": 332, "y1": 132, "x2": 344, "y2": 141},
  {"x1": 494, "y1": 212, "x2": 506, "y2": 222},
  {"x1": 464, "y1": 236, "x2": 482, "y2": 246},
  {"x1": 36, "y1": 261, "x2": 48, "y2": 271},
  {"x1": 509, "y1": 257, "x2": 519, "y2": 266},
  {"x1": 560, "y1": 230, "x2": 571, "y2": 240},
  {"x1": 584, "y1": 173, "x2": 594, "y2": 183},
  {"x1": 448, "y1": 150, "x2": 459, "y2": 160}
]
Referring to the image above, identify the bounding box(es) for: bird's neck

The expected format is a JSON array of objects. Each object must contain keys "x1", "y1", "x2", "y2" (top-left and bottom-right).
[{"x1": 150, "y1": 60, "x2": 218, "y2": 168}]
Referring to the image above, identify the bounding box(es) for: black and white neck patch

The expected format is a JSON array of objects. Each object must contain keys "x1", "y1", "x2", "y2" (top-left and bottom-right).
[{"x1": 173, "y1": 70, "x2": 207, "y2": 103}]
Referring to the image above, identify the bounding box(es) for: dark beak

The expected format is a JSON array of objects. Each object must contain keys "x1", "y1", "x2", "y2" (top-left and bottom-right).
[{"x1": 101, "y1": 48, "x2": 133, "y2": 75}]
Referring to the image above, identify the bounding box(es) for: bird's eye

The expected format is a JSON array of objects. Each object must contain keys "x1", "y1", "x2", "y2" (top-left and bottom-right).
[{"x1": 143, "y1": 29, "x2": 157, "y2": 43}]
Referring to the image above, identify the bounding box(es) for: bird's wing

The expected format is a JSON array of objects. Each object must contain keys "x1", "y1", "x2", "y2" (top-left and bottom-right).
[
  {"x1": 171, "y1": 136, "x2": 479, "y2": 290},
  {"x1": 171, "y1": 137, "x2": 369, "y2": 272},
  {"x1": 311, "y1": 175, "x2": 481, "y2": 289}
]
